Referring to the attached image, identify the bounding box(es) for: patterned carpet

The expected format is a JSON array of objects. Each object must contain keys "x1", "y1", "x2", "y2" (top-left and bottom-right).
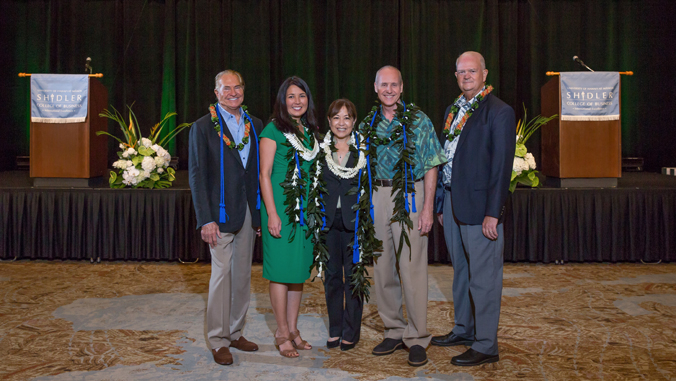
[{"x1": 1, "y1": 261, "x2": 675, "y2": 380}]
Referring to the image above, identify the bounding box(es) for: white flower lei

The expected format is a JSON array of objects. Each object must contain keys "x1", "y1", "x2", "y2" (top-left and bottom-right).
[
  {"x1": 322, "y1": 131, "x2": 367, "y2": 179},
  {"x1": 310, "y1": 159, "x2": 324, "y2": 275},
  {"x1": 283, "y1": 131, "x2": 319, "y2": 161}
]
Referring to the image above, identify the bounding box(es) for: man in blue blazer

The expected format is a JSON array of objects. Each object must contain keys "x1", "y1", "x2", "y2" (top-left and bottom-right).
[
  {"x1": 189, "y1": 70, "x2": 263, "y2": 366},
  {"x1": 431, "y1": 52, "x2": 516, "y2": 366}
]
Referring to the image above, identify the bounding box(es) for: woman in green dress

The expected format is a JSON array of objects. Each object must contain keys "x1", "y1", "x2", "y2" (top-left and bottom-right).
[{"x1": 259, "y1": 76, "x2": 320, "y2": 358}]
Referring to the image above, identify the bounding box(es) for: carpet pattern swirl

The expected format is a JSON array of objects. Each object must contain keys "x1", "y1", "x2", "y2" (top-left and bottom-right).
[{"x1": 0, "y1": 262, "x2": 675, "y2": 380}]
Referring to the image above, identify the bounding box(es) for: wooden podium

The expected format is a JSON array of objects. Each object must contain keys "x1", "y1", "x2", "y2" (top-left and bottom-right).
[
  {"x1": 540, "y1": 72, "x2": 631, "y2": 187},
  {"x1": 25, "y1": 75, "x2": 108, "y2": 187}
]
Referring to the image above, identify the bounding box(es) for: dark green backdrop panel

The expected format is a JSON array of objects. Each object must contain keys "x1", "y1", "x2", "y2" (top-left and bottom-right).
[{"x1": 1, "y1": 0, "x2": 674, "y2": 171}]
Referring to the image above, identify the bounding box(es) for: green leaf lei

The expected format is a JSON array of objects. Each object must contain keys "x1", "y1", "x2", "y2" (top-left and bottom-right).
[
  {"x1": 310, "y1": 133, "x2": 381, "y2": 302},
  {"x1": 359, "y1": 101, "x2": 420, "y2": 261},
  {"x1": 279, "y1": 121, "x2": 322, "y2": 244},
  {"x1": 307, "y1": 145, "x2": 329, "y2": 285}
]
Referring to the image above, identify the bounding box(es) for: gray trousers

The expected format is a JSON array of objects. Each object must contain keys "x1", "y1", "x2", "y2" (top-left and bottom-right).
[
  {"x1": 443, "y1": 190, "x2": 503, "y2": 355},
  {"x1": 373, "y1": 181, "x2": 431, "y2": 348},
  {"x1": 206, "y1": 206, "x2": 255, "y2": 349}
]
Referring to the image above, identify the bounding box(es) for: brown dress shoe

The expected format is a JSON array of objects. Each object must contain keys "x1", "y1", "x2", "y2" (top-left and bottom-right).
[
  {"x1": 211, "y1": 347, "x2": 233, "y2": 365},
  {"x1": 229, "y1": 336, "x2": 259, "y2": 352}
]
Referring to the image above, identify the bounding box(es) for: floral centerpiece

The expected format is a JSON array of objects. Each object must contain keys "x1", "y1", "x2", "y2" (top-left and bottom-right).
[
  {"x1": 510, "y1": 107, "x2": 558, "y2": 192},
  {"x1": 96, "y1": 106, "x2": 190, "y2": 189}
]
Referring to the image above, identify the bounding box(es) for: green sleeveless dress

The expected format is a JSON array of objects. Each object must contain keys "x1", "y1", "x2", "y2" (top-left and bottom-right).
[{"x1": 260, "y1": 122, "x2": 314, "y2": 283}]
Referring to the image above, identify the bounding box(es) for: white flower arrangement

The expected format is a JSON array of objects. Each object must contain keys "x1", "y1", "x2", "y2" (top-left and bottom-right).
[
  {"x1": 97, "y1": 106, "x2": 190, "y2": 189},
  {"x1": 510, "y1": 107, "x2": 558, "y2": 192}
]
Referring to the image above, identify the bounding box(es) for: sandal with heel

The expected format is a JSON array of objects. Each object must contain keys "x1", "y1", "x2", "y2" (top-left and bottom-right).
[
  {"x1": 290, "y1": 329, "x2": 312, "y2": 350},
  {"x1": 275, "y1": 334, "x2": 299, "y2": 358}
]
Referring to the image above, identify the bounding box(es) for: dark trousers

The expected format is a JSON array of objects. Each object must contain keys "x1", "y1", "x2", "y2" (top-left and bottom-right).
[{"x1": 324, "y1": 208, "x2": 363, "y2": 343}]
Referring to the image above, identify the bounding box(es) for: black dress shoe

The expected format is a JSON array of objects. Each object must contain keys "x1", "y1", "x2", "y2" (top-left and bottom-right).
[
  {"x1": 372, "y1": 338, "x2": 404, "y2": 356},
  {"x1": 451, "y1": 348, "x2": 499, "y2": 366},
  {"x1": 407, "y1": 345, "x2": 428, "y2": 367},
  {"x1": 340, "y1": 341, "x2": 357, "y2": 351},
  {"x1": 327, "y1": 339, "x2": 340, "y2": 349},
  {"x1": 431, "y1": 332, "x2": 474, "y2": 347}
]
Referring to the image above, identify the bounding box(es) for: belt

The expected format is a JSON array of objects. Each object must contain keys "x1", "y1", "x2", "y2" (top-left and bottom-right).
[{"x1": 374, "y1": 178, "x2": 423, "y2": 187}]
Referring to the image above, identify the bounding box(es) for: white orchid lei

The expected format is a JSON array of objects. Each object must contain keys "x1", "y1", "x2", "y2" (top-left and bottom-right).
[
  {"x1": 309, "y1": 130, "x2": 380, "y2": 302},
  {"x1": 322, "y1": 131, "x2": 367, "y2": 178},
  {"x1": 279, "y1": 122, "x2": 325, "y2": 255}
]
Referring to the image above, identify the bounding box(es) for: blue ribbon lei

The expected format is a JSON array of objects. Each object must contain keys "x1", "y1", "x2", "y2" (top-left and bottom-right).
[
  {"x1": 401, "y1": 101, "x2": 417, "y2": 214},
  {"x1": 353, "y1": 131, "x2": 362, "y2": 264},
  {"x1": 216, "y1": 107, "x2": 260, "y2": 224},
  {"x1": 367, "y1": 111, "x2": 378, "y2": 220},
  {"x1": 216, "y1": 109, "x2": 229, "y2": 223}
]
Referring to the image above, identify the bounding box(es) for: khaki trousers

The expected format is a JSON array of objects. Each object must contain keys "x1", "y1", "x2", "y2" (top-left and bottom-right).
[
  {"x1": 206, "y1": 206, "x2": 255, "y2": 349},
  {"x1": 373, "y1": 181, "x2": 431, "y2": 348}
]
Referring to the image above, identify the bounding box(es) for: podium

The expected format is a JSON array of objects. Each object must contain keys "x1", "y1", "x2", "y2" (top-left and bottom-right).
[
  {"x1": 24, "y1": 75, "x2": 109, "y2": 187},
  {"x1": 540, "y1": 71, "x2": 631, "y2": 188}
]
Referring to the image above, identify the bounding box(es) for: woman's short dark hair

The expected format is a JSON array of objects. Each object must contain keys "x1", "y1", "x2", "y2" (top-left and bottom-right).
[
  {"x1": 271, "y1": 76, "x2": 319, "y2": 136},
  {"x1": 327, "y1": 99, "x2": 358, "y2": 122}
]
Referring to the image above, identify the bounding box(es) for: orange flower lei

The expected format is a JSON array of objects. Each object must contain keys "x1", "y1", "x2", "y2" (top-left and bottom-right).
[
  {"x1": 210, "y1": 103, "x2": 252, "y2": 151},
  {"x1": 442, "y1": 85, "x2": 493, "y2": 142}
]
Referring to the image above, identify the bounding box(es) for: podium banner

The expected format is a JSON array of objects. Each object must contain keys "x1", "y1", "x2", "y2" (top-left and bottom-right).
[
  {"x1": 30, "y1": 74, "x2": 89, "y2": 123},
  {"x1": 560, "y1": 72, "x2": 619, "y2": 121}
]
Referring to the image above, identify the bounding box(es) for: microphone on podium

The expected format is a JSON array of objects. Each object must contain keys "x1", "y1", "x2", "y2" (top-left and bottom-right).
[
  {"x1": 85, "y1": 57, "x2": 92, "y2": 74},
  {"x1": 572, "y1": 55, "x2": 594, "y2": 72}
]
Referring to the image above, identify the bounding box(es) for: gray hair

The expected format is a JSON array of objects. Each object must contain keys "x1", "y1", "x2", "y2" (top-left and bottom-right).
[
  {"x1": 214, "y1": 70, "x2": 245, "y2": 91},
  {"x1": 456, "y1": 52, "x2": 486, "y2": 71}
]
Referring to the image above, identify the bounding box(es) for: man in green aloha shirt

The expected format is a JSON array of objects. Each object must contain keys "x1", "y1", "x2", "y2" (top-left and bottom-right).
[{"x1": 363, "y1": 65, "x2": 446, "y2": 367}]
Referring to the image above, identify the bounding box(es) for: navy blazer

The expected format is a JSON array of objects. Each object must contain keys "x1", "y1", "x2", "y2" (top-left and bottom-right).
[
  {"x1": 323, "y1": 150, "x2": 359, "y2": 231},
  {"x1": 435, "y1": 93, "x2": 515, "y2": 225},
  {"x1": 188, "y1": 111, "x2": 263, "y2": 233}
]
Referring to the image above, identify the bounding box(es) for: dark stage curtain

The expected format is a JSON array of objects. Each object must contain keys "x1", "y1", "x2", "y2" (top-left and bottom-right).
[
  {"x1": 1, "y1": 0, "x2": 676, "y2": 173},
  {"x1": 2, "y1": 184, "x2": 674, "y2": 263},
  {"x1": 504, "y1": 188, "x2": 676, "y2": 263}
]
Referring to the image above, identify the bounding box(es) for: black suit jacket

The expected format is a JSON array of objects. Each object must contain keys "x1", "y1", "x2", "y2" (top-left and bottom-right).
[
  {"x1": 435, "y1": 93, "x2": 516, "y2": 225},
  {"x1": 188, "y1": 111, "x2": 263, "y2": 232},
  {"x1": 323, "y1": 150, "x2": 359, "y2": 231}
]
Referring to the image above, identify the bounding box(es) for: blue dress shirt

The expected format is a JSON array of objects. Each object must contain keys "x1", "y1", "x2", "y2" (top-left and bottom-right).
[{"x1": 217, "y1": 103, "x2": 250, "y2": 168}]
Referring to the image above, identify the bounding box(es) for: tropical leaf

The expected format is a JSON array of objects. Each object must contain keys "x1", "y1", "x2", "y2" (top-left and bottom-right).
[
  {"x1": 131, "y1": 155, "x2": 143, "y2": 166},
  {"x1": 515, "y1": 143, "x2": 527, "y2": 157},
  {"x1": 138, "y1": 146, "x2": 154, "y2": 156}
]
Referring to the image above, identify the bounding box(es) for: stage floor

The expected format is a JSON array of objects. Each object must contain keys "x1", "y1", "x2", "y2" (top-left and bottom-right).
[{"x1": 1, "y1": 261, "x2": 675, "y2": 380}]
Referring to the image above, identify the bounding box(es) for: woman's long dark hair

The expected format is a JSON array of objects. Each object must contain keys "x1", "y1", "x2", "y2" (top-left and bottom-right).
[{"x1": 270, "y1": 76, "x2": 319, "y2": 136}]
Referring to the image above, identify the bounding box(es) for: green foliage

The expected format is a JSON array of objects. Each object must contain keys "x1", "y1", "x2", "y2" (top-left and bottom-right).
[
  {"x1": 515, "y1": 104, "x2": 558, "y2": 145},
  {"x1": 515, "y1": 143, "x2": 527, "y2": 158}
]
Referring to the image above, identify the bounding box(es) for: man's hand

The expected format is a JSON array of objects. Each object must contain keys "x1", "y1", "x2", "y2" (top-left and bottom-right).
[
  {"x1": 255, "y1": 226, "x2": 262, "y2": 237},
  {"x1": 482, "y1": 216, "x2": 499, "y2": 240},
  {"x1": 419, "y1": 167, "x2": 438, "y2": 235},
  {"x1": 268, "y1": 213, "x2": 282, "y2": 238},
  {"x1": 436, "y1": 213, "x2": 444, "y2": 227},
  {"x1": 418, "y1": 206, "x2": 434, "y2": 235},
  {"x1": 201, "y1": 222, "x2": 221, "y2": 248}
]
